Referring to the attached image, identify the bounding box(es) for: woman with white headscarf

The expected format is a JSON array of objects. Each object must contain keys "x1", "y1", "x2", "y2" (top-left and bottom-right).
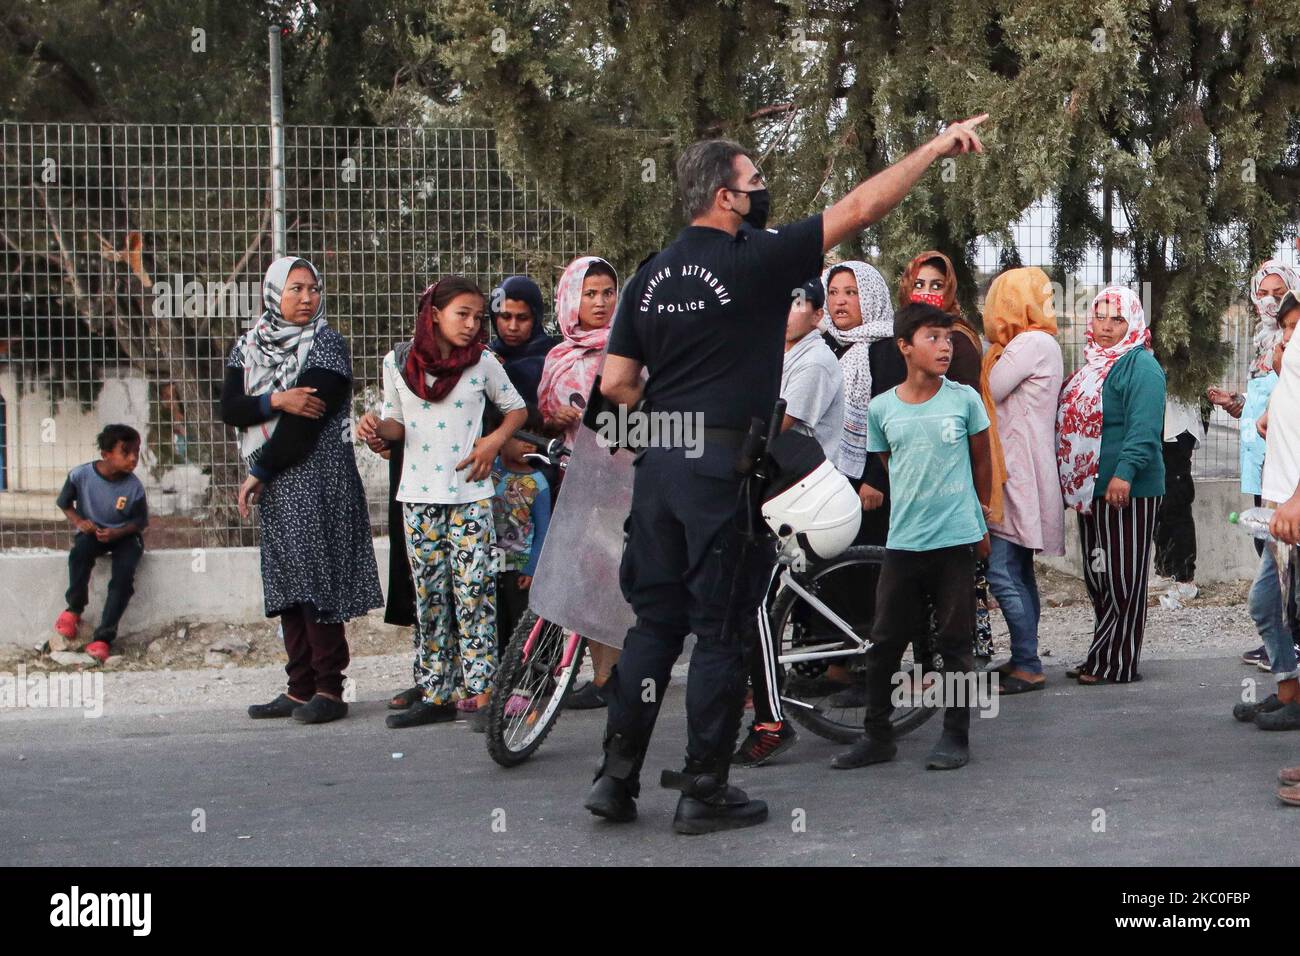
[
  {"x1": 221, "y1": 256, "x2": 383, "y2": 724},
  {"x1": 1207, "y1": 260, "x2": 1300, "y2": 666},
  {"x1": 820, "y1": 261, "x2": 896, "y2": 486},
  {"x1": 1058, "y1": 286, "x2": 1166, "y2": 685}
]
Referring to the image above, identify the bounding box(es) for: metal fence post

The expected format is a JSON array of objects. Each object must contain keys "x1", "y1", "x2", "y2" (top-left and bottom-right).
[{"x1": 269, "y1": 26, "x2": 287, "y2": 259}]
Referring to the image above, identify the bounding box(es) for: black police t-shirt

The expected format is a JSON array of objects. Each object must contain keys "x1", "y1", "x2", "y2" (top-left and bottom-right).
[{"x1": 608, "y1": 215, "x2": 824, "y2": 430}]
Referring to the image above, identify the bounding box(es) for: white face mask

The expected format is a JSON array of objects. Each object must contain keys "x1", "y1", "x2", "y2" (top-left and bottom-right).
[{"x1": 1257, "y1": 294, "x2": 1282, "y2": 320}]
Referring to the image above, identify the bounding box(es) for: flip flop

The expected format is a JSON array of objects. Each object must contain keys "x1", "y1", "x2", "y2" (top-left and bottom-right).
[
  {"x1": 1077, "y1": 673, "x2": 1143, "y2": 685},
  {"x1": 388, "y1": 686, "x2": 423, "y2": 710},
  {"x1": 998, "y1": 674, "x2": 1046, "y2": 695}
]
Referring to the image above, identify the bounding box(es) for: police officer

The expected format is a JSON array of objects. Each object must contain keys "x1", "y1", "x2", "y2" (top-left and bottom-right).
[{"x1": 585, "y1": 116, "x2": 988, "y2": 834}]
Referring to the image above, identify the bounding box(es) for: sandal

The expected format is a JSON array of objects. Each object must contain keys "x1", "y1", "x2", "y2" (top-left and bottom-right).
[
  {"x1": 1077, "y1": 672, "x2": 1143, "y2": 685},
  {"x1": 388, "y1": 685, "x2": 423, "y2": 710},
  {"x1": 1065, "y1": 664, "x2": 1085, "y2": 680},
  {"x1": 998, "y1": 674, "x2": 1046, "y2": 695}
]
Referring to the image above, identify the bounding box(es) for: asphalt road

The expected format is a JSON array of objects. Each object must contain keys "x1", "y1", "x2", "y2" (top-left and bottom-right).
[{"x1": 3, "y1": 656, "x2": 1299, "y2": 866}]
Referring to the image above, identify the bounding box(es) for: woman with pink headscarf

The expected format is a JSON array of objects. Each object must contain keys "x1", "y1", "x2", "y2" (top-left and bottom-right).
[
  {"x1": 1057, "y1": 286, "x2": 1166, "y2": 685},
  {"x1": 537, "y1": 256, "x2": 619, "y2": 449},
  {"x1": 536, "y1": 254, "x2": 622, "y2": 708}
]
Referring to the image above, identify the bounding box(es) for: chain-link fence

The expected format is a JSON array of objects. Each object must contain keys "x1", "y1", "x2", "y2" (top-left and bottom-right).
[
  {"x1": 0, "y1": 123, "x2": 592, "y2": 549},
  {"x1": 0, "y1": 123, "x2": 1287, "y2": 550}
]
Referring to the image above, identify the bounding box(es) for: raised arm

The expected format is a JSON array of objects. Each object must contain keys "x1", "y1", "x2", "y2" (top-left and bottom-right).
[{"x1": 821, "y1": 115, "x2": 988, "y2": 253}]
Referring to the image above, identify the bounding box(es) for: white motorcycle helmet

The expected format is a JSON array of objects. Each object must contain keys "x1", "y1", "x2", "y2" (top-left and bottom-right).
[{"x1": 760, "y1": 432, "x2": 861, "y2": 563}]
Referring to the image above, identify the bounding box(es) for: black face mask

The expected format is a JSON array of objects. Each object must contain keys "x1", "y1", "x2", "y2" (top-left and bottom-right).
[{"x1": 731, "y1": 187, "x2": 771, "y2": 230}]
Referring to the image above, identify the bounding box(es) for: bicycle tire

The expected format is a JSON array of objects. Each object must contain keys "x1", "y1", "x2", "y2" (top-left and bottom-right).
[
  {"x1": 485, "y1": 612, "x2": 586, "y2": 767},
  {"x1": 768, "y1": 545, "x2": 937, "y2": 744}
]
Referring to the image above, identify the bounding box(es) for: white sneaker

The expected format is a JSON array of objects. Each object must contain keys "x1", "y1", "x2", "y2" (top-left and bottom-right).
[
  {"x1": 1159, "y1": 591, "x2": 1182, "y2": 611},
  {"x1": 1175, "y1": 582, "x2": 1198, "y2": 599}
]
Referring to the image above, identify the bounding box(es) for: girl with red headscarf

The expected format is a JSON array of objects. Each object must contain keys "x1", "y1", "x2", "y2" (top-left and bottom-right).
[{"x1": 358, "y1": 277, "x2": 528, "y2": 728}]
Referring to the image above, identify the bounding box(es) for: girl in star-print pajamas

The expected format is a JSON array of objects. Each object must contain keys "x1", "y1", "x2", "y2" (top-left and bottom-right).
[{"x1": 358, "y1": 276, "x2": 526, "y2": 728}]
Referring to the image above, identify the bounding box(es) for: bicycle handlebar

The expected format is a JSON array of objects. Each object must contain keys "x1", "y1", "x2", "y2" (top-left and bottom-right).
[{"x1": 514, "y1": 430, "x2": 570, "y2": 461}]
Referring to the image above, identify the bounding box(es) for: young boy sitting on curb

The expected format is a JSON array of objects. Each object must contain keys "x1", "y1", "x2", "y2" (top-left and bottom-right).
[
  {"x1": 831, "y1": 302, "x2": 992, "y2": 772},
  {"x1": 54, "y1": 424, "x2": 149, "y2": 663}
]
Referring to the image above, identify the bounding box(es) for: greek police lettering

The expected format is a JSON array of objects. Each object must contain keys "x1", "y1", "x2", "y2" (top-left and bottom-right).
[
  {"x1": 49, "y1": 885, "x2": 152, "y2": 936},
  {"x1": 638, "y1": 262, "x2": 732, "y2": 312}
]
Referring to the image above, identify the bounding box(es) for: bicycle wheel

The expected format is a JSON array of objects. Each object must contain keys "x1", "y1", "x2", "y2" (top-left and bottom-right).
[
  {"x1": 768, "y1": 545, "x2": 937, "y2": 743},
  {"x1": 486, "y1": 611, "x2": 586, "y2": 767}
]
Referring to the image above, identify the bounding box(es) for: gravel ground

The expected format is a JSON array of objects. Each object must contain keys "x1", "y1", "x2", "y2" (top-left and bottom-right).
[{"x1": 0, "y1": 565, "x2": 1264, "y2": 719}]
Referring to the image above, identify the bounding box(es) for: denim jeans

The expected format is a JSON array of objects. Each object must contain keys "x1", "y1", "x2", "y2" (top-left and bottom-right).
[
  {"x1": 985, "y1": 534, "x2": 1042, "y2": 675},
  {"x1": 1249, "y1": 546, "x2": 1298, "y2": 681}
]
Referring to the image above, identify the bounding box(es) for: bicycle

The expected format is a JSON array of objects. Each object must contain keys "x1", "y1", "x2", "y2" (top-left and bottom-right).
[
  {"x1": 484, "y1": 430, "x2": 591, "y2": 767},
  {"x1": 766, "y1": 539, "x2": 946, "y2": 743}
]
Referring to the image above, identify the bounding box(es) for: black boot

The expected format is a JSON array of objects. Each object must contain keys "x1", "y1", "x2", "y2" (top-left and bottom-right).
[
  {"x1": 662, "y1": 764, "x2": 768, "y2": 836},
  {"x1": 926, "y1": 705, "x2": 970, "y2": 770},
  {"x1": 584, "y1": 733, "x2": 644, "y2": 823}
]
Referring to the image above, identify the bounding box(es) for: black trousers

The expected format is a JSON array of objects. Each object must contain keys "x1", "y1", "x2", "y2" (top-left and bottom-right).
[
  {"x1": 1154, "y1": 433, "x2": 1197, "y2": 583},
  {"x1": 65, "y1": 531, "x2": 144, "y2": 644},
  {"x1": 863, "y1": 545, "x2": 976, "y2": 740},
  {"x1": 496, "y1": 569, "x2": 531, "y2": 655},
  {"x1": 603, "y1": 445, "x2": 774, "y2": 775}
]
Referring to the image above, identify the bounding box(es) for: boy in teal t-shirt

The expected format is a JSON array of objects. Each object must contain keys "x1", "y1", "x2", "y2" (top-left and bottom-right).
[{"x1": 831, "y1": 302, "x2": 992, "y2": 774}]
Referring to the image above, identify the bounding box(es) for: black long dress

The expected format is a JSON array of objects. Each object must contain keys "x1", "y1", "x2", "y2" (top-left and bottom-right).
[
  {"x1": 383, "y1": 441, "x2": 417, "y2": 627},
  {"x1": 221, "y1": 328, "x2": 383, "y2": 624}
]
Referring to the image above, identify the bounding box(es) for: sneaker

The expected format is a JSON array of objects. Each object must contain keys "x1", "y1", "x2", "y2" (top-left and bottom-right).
[
  {"x1": 732, "y1": 722, "x2": 798, "y2": 767},
  {"x1": 565, "y1": 680, "x2": 608, "y2": 710},
  {"x1": 54, "y1": 610, "x2": 80, "y2": 640},
  {"x1": 84, "y1": 640, "x2": 111, "y2": 663},
  {"x1": 1242, "y1": 645, "x2": 1270, "y2": 667},
  {"x1": 1234, "y1": 693, "x2": 1283, "y2": 722},
  {"x1": 1175, "y1": 582, "x2": 1199, "y2": 600}
]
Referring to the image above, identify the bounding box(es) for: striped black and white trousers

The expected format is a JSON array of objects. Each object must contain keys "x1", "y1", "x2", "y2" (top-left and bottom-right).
[{"x1": 1077, "y1": 496, "x2": 1163, "y2": 683}]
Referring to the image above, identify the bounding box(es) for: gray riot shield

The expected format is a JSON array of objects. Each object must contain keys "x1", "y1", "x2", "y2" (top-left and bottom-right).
[{"x1": 527, "y1": 423, "x2": 636, "y2": 648}]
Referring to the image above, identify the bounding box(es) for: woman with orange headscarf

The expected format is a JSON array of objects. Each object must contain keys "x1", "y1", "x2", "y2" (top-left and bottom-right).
[
  {"x1": 897, "y1": 250, "x2": 1006, "y2": 663},
  {"x1": 980, "y1": 267, "x2": 1063, "y2": 693}
]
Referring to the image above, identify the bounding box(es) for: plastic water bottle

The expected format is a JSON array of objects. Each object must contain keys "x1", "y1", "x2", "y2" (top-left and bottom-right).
[{"x1": 1229, "y1": 506, "x2": 1274, "y2": 540}]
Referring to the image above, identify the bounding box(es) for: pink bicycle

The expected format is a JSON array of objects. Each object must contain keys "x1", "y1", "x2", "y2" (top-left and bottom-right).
[{"x1": 484, "y1": 431, "x2": 587, "y2": 767}]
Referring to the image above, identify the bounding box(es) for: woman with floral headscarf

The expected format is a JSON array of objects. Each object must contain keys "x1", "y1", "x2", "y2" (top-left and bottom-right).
[
  {"x1": 538, "y1": 256, "x2": 619, "y2": 449},
  {"x1": 222, "y1": 256, "x2": 383, "y2": 725},
  {"x1": 536, "y1": 255, "x2": 622, "y2": 708},
  {"x1": 1057, "y1": 286, "x2": 1166, "y2": 685}
]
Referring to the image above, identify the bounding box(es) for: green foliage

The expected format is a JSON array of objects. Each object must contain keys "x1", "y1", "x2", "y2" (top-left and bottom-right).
[{"x1": 372, "y1": 0, "x2": 1300, "y2": 394}]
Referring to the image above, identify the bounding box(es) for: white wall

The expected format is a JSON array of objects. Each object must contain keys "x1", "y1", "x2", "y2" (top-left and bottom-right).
[{"x1": 0, "y1": 540, "x2": 392, "y2": 648}]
